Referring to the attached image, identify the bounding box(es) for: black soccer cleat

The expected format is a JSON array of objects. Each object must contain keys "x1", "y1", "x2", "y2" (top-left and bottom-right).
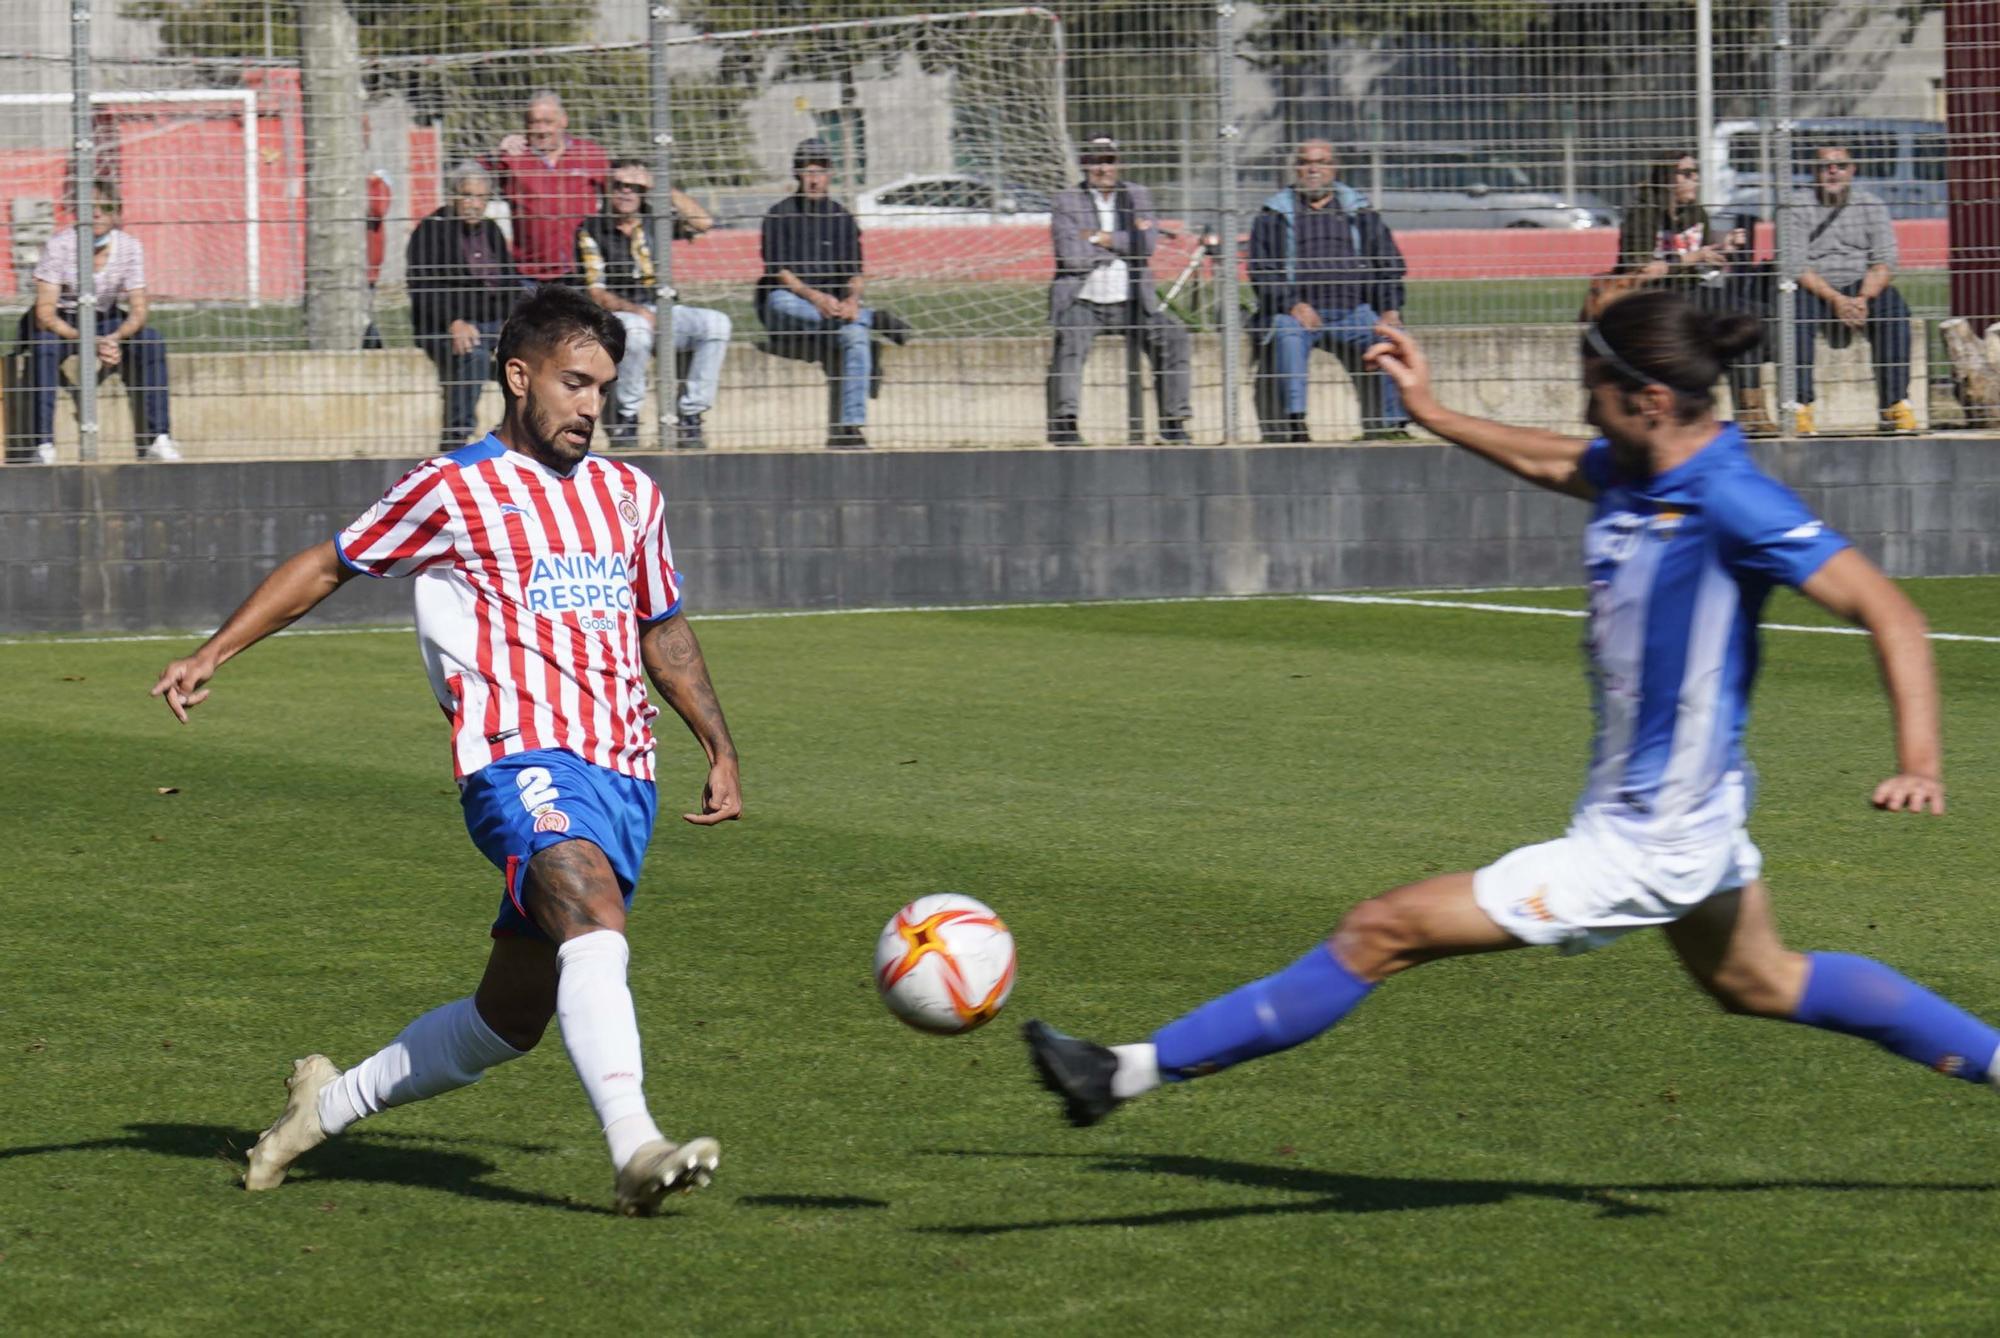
[{"x1": 1023, "y1": 1019, "x2": 1123, "y2": 1127}]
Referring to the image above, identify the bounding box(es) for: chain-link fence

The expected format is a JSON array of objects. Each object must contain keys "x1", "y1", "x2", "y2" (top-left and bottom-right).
[{"x1": 0, "y1": 0, "x2": 1983, "y2": 462}]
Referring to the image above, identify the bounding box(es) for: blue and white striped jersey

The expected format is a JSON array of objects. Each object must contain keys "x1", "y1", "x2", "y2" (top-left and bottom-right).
[{"x1": 1575, "y1": 425, "x2": 1848, "y2": 848}]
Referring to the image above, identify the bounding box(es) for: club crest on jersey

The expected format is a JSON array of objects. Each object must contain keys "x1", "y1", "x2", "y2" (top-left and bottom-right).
[
  {"x1": 618, "y1": 495, "x2": 640, "y2": 528},
  {"x1": 1648, "y1": 509, "x2": 1687, "y2": 539},
  {"x1": 1585, "y1": 512, "x2": 1648, "y2": 567}
]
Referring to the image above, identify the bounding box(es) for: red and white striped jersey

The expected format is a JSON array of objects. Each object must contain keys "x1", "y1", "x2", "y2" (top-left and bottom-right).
[{"x1": 336, "y1": 435, "x2": 682, "y2": 781}]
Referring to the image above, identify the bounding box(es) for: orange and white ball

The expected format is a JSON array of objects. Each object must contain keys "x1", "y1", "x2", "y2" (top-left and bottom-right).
[{"x1": 874, "y1": 894, "x2": 1017, "y2": 1034}]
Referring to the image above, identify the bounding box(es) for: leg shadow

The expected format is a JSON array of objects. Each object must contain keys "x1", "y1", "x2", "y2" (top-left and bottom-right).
[
  {"x1": 1, "y1": 1123, "x2": 615, "y2": 1216},
  {"x1": 917, "y1": 1149, "x2": 2000, "y2": 1235}
]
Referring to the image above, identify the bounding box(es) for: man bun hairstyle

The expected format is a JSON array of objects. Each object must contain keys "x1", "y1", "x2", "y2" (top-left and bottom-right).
[
  {"x1": 494, "y1": 284, "x2": 626, "y2": 408},
  {"x1": 1587, "y1": 288, "x2": 1764, "y2": 421}
]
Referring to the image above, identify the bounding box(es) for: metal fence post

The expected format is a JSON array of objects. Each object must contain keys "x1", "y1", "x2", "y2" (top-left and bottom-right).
[
  {"x1": 651, "y1": 3, "x2": 679, "y2": 452},
  {"x1": 1216, "y1": 1, "x2": 1241, "y2": 445},
  {"x1": 71, "y1": 0, "x2": 97, "y2": 464},
  {"x1": 1772, "y1": 0, "x2": 1799, "y2": 432}
]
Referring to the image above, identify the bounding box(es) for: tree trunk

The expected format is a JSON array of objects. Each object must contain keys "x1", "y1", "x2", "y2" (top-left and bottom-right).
[{"x1": 298, "y1": 0, "x2": 367, "y2": 350}]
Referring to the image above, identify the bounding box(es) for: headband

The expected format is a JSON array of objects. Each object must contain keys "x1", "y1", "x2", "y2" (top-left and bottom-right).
[{"x1": 1583, "y1": 323, "x2": 1663, "y2": 390}]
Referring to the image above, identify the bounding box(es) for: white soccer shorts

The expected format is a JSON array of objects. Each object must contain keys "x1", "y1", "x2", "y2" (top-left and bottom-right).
[{"x1": 1473, "y1": 813, "x2": 1763, "y2": 955}]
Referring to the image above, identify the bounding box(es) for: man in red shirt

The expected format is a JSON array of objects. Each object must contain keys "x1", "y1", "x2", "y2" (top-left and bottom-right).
[{"x1": 485, "y1": 91, "x2": 609, "y2": 282}]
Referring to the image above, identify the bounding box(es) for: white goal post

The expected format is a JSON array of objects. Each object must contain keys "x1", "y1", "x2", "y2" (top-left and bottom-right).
[{"x1": 0, "y1": 88, "x2": 260, "y2": 305}]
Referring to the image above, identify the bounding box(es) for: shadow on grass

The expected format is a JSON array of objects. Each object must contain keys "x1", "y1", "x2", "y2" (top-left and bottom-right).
[
  {"x1": 917, "y1": 1150, "x2": 2000, "y2": 1233},
  {"x1": 739, "y1": 1194, "x2": 890, "y2": 1210},
  {"x1": 0, "y1": 1123, "x2": 617, "y2": 1216}
]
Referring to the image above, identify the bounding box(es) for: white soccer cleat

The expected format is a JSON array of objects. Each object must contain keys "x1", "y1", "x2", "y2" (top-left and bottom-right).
[
  {"x1": 145, "y1": 434, "x2": 183, "y2": 462},
  {"x1": 32, "y1": 442, "x2": 56, "y2": 465},
  {"x1": 243, "y1": 1054, "x2": 340, "y2": 1191},
  {"x1": 613, "y1": 1136, "x2": 720, "y2": 1217}
]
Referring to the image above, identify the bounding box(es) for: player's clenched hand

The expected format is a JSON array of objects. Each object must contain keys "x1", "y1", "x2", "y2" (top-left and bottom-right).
[
  {"x1": 1872, "y1": 773, "x2": 1945, "y2": 815},
  {"x1": 151, "y1": 653, "x2": 217, "y2": 723},
  {"x1": 684, "y1": 757, "x2": 742, "y2": 826}
]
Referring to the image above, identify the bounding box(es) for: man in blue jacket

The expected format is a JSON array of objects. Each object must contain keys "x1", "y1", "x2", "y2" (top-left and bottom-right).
[{"x1": 1249, "y1": 140, "x2": 1412, "y2": 442}]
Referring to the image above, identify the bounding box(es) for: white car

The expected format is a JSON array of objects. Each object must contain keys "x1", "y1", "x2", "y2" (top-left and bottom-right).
[{"x1": 855, "y1": 173, "x2": 1053, "y2": 229}]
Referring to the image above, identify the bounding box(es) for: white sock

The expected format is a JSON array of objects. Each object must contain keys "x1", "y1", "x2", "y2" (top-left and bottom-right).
[
  {"x1": 317, "y1": 996, "x2": 527, "y2": 1136},
  {"x1": 556, "y1": 930, "x2": 665, "y2": 1170},
  {"x1": 1110, "y1": 1043, "x2": 1161, "y2": 1100}
]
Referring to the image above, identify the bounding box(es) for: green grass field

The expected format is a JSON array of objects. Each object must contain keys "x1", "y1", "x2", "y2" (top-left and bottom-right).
[{"x1": 4, "y1": 582, "x2": 1998, "y2": 1332}]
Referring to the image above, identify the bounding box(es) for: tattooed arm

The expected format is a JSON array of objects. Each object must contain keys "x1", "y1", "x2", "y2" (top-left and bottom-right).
[{"x1": 640, "y1": 610, "x2": 743, "y2": 825}]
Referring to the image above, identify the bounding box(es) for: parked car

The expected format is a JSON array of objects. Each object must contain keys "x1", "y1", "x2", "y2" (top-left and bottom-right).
[
  {"x1": 1710, "y1": 117, "x2": 1946, "y2": 220},
  {"x1": 1237, "y1": 147, "x2": 1615, "y2": 230},
  {"x1": 854, "y1": 173, "x2": 1053, "y2": 228},
  {"x1": 1358, "y1": 147, "x2": 1617, "y2": 230}
]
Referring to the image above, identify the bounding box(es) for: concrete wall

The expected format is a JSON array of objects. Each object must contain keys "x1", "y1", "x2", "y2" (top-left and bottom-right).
[
  {"x1": 4, "y1": 437, "x2": 1995, "y2": 634},
  {"x1": 9, "y1": 321, "x2": 1926, "y2": 461}
]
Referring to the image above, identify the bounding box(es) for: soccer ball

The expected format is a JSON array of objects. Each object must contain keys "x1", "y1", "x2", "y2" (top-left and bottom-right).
[{"x1": 874, "y1": 894, "x2": 1017, "y2": 1034}]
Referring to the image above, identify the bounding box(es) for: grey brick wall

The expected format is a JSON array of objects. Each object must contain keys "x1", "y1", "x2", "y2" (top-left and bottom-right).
[{"x1": 3, "y1": 439, "x2": 1996, "y2": 633}]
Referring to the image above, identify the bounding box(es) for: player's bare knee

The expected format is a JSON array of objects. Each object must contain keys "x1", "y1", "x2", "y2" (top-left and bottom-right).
[
  {"x1": 1700, "y1": 952, "x2": 1807, "y2": 1018},
  {"x1": 1331, "y1": 896, "x2": 1422, "y2": 978}
]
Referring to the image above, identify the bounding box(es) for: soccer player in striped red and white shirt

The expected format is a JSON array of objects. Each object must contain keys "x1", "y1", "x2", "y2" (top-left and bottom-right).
[{"x1": 151, "y1": 287, "x2": 739, "y2": 1216}]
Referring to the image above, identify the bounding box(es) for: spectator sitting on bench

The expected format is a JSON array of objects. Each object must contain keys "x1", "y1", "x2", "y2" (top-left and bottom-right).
[
  {"x1": 1248, "y1": 139, "x2": 1412, "y2": 443},
  {"x1": 576, "y1": 159, "x2": 732, "y2": 450},
  {"x1": 757, "y1": 137, "x2": 883, "y2": 451},
  {"x1": 18, "y1": 177, "x2": 179, "y2": 465},
  {"x1": 407, "y1": 163, "x2": 533, "y2": 450},
  {"x1": 1787, "y1": 142, "x2": 1916, "y2": 437},
  {"x1": 1046, "y1": 134, "x2": 1193, "y2": 447}
]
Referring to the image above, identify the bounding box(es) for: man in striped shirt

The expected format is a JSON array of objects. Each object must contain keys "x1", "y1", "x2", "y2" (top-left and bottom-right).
[{"x1": 151, "y1": 286, "x2": 741, "y2": 1216}]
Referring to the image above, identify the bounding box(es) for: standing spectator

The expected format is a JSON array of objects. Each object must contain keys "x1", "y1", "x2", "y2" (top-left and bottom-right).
[
  {"x1": 758, "y1": 137, "x2": 876, "y2": 450},
  {"x1": 1045, "y1": 135, "x2": 1192, "y2": 447},
  {"x1": 575, "y1": 159, "x2": 732, "y2": 450},
  {"x1": 1788, "y1": 143, "x2": 1915, "y2": 436},
  {"x1": 1249, "y1": 139, "x2": 1411, "y2": 442},
  {"x1": 362, "y1": 168, "x2": 392, "y2": 351},
  {"x1": 17, "y1": 178, "x2": 178, "y2": 464},
  {"x1": 407, "y1": 164, "x2": 530, "y2": 449},
  {"x1": 1602, "y1": 152, "x2": 1774, "y2": 436},
  {"x1": 484, "y1": 91, "x2": 609, "y2": 283}
]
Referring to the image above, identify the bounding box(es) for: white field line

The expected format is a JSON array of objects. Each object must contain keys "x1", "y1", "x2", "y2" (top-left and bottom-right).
[
  {"x1": 1308, "y1": 593, "x2": 2000, "y2": 645},
  {"x1": 0, "y1": 594, "x2": 1288, "y2": 648},
  {"x1": 4, "y1": 587, "x2": 1995, "y2": 648}
]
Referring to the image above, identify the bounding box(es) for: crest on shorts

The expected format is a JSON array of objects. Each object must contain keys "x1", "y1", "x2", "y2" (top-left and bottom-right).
[
  {"x1": 618, "y1": 495, "x2": 641, "y2": 528},
  {"x1": 1512, "y1": 886, "x2": 1557, "y2": 923},
  {"x1": 532, "y1": 807, "x2": 571, "y2": 834}
]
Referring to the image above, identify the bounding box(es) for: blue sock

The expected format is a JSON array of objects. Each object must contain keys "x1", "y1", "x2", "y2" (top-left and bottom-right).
[
  {"x1": 1153, "y1": 943, "x2": 1373, "y2": 1081},
  {"x1": 1792, "y1": 952, "x2": 2000, "y2": 1083}
]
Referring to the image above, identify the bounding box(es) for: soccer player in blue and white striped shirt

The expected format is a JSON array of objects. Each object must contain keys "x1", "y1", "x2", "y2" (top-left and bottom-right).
[{"x1": 1027, "y1": 289, "x2": 1998, "y2": 1125}]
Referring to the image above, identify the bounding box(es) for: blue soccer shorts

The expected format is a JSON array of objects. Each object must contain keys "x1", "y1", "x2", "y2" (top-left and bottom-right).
[{"x1": 459, "y1": 748, "x2": 658, "y2": 941}]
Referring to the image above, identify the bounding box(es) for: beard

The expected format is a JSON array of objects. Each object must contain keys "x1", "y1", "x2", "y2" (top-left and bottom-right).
[{"x1": 524, "y1": 394, "x2": 594, "y2": 468}]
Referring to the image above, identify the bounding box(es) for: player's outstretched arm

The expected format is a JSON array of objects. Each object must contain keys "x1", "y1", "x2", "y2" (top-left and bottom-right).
[
  {"x1": 1798, "y1": 547, "x2": 1945, "y2": 814},
  {"x1": 151, "y1": 540, "x2": 355, "y2": 723},
  {"x1": 1363, "y1": 323, "x2": 1596, "y2": 499},
  {"x1": 640, "y1": 611, "x2": 742, "y2": 826}
]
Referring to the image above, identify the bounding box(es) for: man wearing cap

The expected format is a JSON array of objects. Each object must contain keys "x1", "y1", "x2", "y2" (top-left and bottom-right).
[
  {"x1": 1046, "y1": 135, "x2": 1192, "y2": 447},
  {"x1": 758, "y1": 137, "x2": 876, "y2": 449},
  {"x1": 575, "y1": 158, "x2": 732, "y2": 449}
]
